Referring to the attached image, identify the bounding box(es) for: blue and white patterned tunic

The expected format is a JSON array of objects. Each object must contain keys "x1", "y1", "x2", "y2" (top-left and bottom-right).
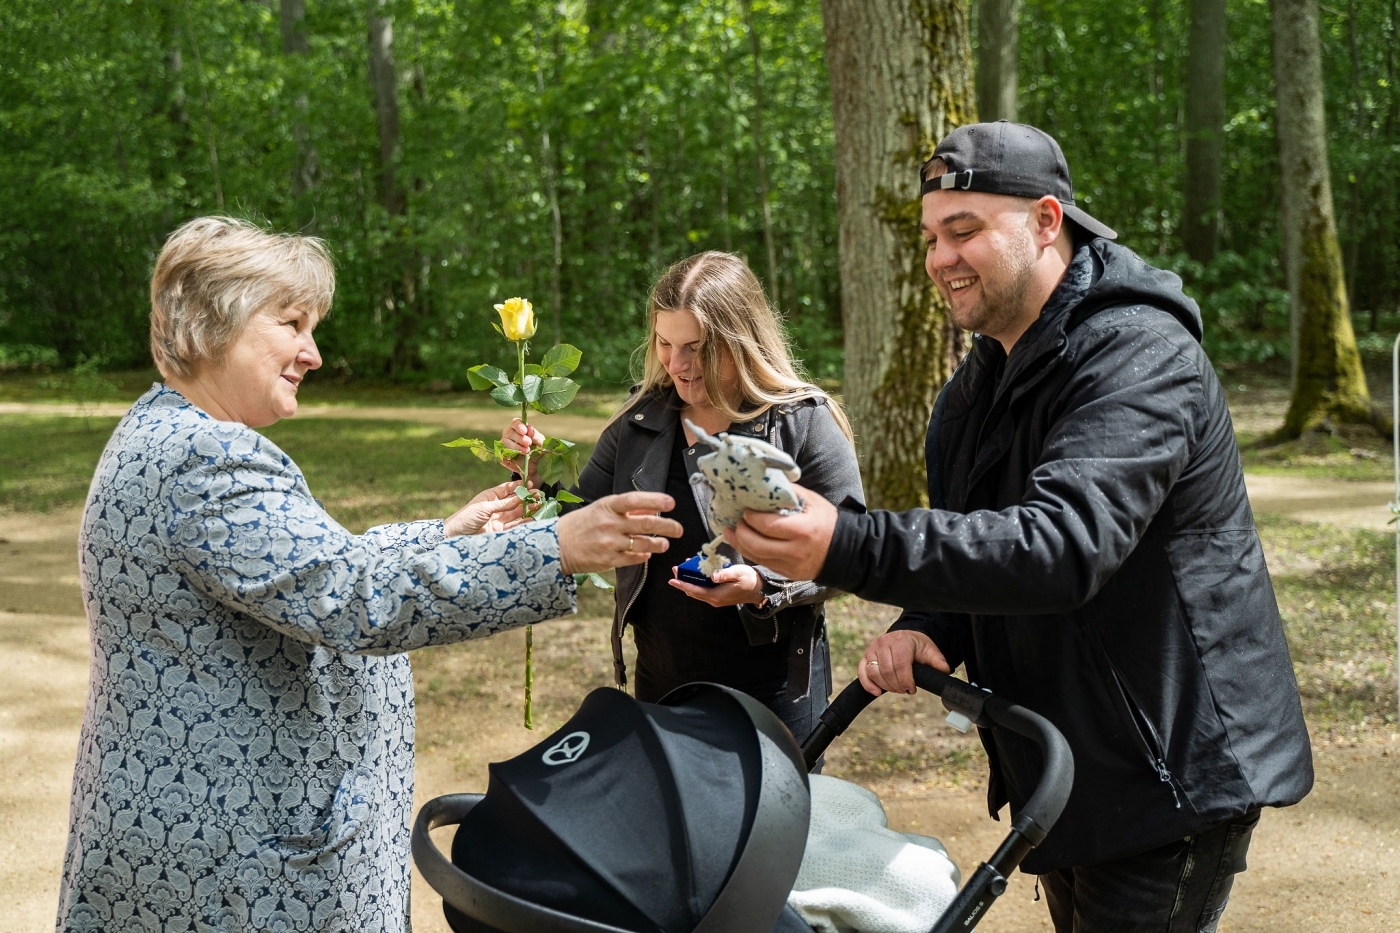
[{"x1": 57, "y1": 385, "x2": 575, "y2": 933}]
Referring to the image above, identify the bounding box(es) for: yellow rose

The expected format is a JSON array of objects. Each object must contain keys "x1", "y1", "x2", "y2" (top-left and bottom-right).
[{"x1": 495, "y1": 297, "x2": 536, "y2": 341}]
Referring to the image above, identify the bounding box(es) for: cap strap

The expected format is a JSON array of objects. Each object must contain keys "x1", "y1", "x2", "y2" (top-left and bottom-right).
[{"x1": 921, "y1": 169, "x2": 975, "y2": 196}]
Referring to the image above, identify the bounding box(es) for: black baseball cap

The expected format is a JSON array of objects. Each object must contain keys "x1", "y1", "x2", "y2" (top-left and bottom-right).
[{"x1": 920, "y1": 121, "x2": 1117, "y2": 240}]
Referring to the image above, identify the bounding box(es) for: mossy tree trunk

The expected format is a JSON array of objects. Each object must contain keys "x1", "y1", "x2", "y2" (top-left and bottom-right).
[
  {"x1": 1272, "y1": 0, "x2": 1388, "y2": 437},
  {"x1": 822, "y1": 0, "x2": 975, "y2": 509}
]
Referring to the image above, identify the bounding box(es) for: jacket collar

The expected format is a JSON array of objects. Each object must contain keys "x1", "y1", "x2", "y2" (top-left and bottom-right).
[
  {"x1": 964, "y1": 241, "x2": 1098, "y2": 407},
  {"x1": 626, "y1": 387, "x2": 774, "y2": 440}
]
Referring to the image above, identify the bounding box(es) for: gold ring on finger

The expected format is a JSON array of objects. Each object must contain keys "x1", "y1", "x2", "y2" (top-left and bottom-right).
[{"x1": 626, "y1": 536, "x2": 637, "y2": 552}]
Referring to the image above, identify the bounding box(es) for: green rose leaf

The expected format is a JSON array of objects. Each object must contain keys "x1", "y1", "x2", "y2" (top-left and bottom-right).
[
  {"x1": 541, "y1": 435, "x2": 575, "y2": 453},
  {"x1": 467, "y1": 364, "x2": 511, "y2": 390},
  {"x1": 573, "y1": 572, "x2": 614, "y2": 590},
  {"x1": 521, "y1": 374, "x2": 543, "y2": 403},
  {"x1": 541, "y1": 344, "x2": 582, "y2": 377},
  {"x1": 531, "y1": 376, "x2": 579, "y2": 414},
  {"x1": 535, "y1": 446, "x2": 581, "y2": 487},
  {"x1": 533, "y1": 498, "x2": 562, "y2": 520},
  {"x1": 441, "y1": 437, "x2": 497, "y2": 462},
  {"x1": 554, "y1": 489, "x2": 584, "y2": 503},
  {"x1": 514, "y1": 484, "x2": 535, "y2": 502},
  {"x1": 521, "y1": 363, "x2": 545, "y2": 377},
  {"x1": 491, "y1": 383, "x2": 525, "y2": 407}
]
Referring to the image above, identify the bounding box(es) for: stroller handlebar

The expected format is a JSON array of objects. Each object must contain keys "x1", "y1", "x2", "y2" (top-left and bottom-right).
[{"x1": 801, "y1": 663, "x2": 1075, "y2": 847}]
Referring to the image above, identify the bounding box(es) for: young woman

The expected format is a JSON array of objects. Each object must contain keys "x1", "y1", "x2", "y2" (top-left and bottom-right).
[{"x1": 503, "y1": 251, "x2": 863, "y2": 741}]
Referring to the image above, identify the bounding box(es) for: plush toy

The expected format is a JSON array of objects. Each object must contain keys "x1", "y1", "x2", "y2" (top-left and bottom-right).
[{"x1": 684, "y1": 419, "x2": 805, "y2": 577}]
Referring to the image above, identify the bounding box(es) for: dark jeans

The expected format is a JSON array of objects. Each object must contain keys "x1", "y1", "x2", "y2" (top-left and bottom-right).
[{"x1": 1040, "y1": 810, "x2": 1260, "y2": 933}]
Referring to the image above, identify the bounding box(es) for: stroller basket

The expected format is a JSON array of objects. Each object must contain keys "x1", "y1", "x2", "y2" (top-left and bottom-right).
[{"x1": 413, "y1": 664, "x2": 1074, "y2": 933}]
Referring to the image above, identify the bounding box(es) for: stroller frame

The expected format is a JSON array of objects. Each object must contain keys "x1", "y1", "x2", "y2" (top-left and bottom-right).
[{"x1": 412, "y1": 664, "x2": 1075, "y2": 933}]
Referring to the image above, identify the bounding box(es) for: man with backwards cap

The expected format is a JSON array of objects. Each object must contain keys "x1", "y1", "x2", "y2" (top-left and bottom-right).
[{"x1": 727, "y1": 122, "x2": 1313, "y2": 931}]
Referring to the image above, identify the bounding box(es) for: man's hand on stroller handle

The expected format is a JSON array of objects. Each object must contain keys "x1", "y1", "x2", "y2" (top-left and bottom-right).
[{"x1": 859, "y1": 631, "x2": 951, "y2": 697}]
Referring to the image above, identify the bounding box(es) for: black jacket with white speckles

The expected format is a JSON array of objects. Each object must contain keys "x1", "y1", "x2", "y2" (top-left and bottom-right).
[{"x1": 818, "y1": 238, "x2": 1313, "y2": 873}]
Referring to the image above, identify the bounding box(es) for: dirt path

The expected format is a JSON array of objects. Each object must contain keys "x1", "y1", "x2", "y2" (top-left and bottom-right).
[{"x1": 3, "y1": 493, "x2": 1398, "y2": 931}]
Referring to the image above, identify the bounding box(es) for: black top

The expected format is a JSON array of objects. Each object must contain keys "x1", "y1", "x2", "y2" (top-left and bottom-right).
[
  {"x1": 632, "y1": 429, "x2": 786, "y2": 700},
  {"x1": 819, "y1": 239, "x2": 1312, "y2": 872}
]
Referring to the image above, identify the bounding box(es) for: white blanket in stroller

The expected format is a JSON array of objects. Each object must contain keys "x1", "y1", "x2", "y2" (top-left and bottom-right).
[{"x1": 788, "y1": 776, "x2": 962, "y2": 933}]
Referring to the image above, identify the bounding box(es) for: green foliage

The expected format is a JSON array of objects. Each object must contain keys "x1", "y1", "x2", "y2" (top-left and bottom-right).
[
  {"x1": 3, "y1": 0, "x2": 1397, "y2": 377},
  {"x1": 1014, "y1": 0, "x2": 1400, "y2": 360}
]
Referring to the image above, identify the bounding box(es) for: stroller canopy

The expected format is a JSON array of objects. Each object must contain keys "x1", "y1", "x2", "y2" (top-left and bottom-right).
[{"x1": 426, "y1": 684, "x2": 811, "y2": 933}]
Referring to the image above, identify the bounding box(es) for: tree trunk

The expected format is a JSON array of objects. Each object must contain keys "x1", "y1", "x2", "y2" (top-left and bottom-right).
[
  {"x1": 368, "y1": 3, "x2": 406, "y2": 219},
  {"x1": 822, "y1": 0, "x2": 975, "y2": 509},
  {"x1": 1184, "y1": 0, "x2": 1226, "y2": 265},
  {"x1": 534, "y1": 18, "x2": 563, "y2": 346},
  {"x1": 1272, "y1": 0, "x2": 1387, "y2": 437},
  {"x1": 741, "y1": 0, "x2": 779, "y2": 309},
  {"x1": 368, "y1": 1, "x2": 416, "y2": 373},
  {"x1": 976, "y1": 0, "x2": 1018, "y2": 123},
  {"x1": 282, "y1": 0, "x2": 317, "y2": 228}
]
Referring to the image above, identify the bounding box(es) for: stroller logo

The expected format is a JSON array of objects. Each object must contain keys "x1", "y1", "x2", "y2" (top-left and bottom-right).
[{"x1": 541, "y1": 732, "x2": 591, "y2": 766}]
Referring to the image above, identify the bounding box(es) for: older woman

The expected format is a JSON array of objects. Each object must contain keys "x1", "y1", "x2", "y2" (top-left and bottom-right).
[{"x1": 55, "y1": 217, "x2": 680, "y2": 933}]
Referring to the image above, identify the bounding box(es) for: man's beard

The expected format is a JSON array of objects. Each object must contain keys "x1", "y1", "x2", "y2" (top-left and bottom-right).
[{"x1": 948, "y1": 232, "x2": 1038, "y2": 339}]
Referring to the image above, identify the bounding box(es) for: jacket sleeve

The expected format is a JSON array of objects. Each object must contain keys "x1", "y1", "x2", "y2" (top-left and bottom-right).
[
  {"x1": 743, "y1": 401, "x2": 866, "y2": 619},
  {"x1": 571, "y1": 406, "x2": 629, "y2": 509},
  {"x1": 887, "y1": 610, "x2": 973, "y2": 672},
  {"x1": 164, "y1": 435, "x2": 576, "y2": 656},
  {"x1": 817, "y1": 320, "x2": 1201, "y2": 615}
]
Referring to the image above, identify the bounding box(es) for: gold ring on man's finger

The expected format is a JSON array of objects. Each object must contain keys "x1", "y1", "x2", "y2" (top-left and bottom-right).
[
  {"x1": 626, "y1": 536, "x2": 637, "y2": 552},
  {"x1": 867, "y1": 659, "x2": 879, "y2": 668}
]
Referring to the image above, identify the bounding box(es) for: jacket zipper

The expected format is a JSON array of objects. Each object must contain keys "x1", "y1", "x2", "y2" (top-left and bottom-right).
[
  {"x1": 615, "y1": 475, "x2": 651, "y2": 686},
  {"x1": 1099, "y1": 643, "x2": 1182, "y2": 810}
]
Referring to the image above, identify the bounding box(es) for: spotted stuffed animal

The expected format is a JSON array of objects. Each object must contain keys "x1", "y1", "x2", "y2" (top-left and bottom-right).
[{"x1": 684, "y1": 419, "x2": 805, "y2": 576}]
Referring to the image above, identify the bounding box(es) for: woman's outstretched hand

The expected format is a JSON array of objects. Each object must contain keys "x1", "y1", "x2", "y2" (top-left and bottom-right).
[
  {"x1": 557, "y1": 492, "x2": 683, "y2": 574},
  {"x1": 668, "y1": 563, "x2": 766, "y2": 606},
  {"x1": 444, "y1": 480, "x2": 530, "y2": 536},
  {"x1": 499, "y1": 417, "x2": 547, "y2": 480}
]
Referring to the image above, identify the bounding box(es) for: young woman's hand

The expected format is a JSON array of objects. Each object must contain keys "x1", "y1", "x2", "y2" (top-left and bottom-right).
[
  {"x1": 667, "y1": 563, "x2": 767, "y2": 607},
  {"x1": 499, "y1": 417, "x2": 547, "y2": 481},
  {"x1": 444, "y1": 480, "x2": 530, "y2": 536}
]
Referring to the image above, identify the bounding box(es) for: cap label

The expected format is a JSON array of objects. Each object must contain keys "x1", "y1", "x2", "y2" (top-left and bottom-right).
[{"x1": 542, "y1": 731, "x2": 591, "y2": 766}]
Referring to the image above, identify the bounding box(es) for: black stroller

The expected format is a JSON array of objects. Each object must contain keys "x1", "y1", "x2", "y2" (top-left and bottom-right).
[{"x1": 412, "y1": 664, "x2": 1074, "y2": 933}]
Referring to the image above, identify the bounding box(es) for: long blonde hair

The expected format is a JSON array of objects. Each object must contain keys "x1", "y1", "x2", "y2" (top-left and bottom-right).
[{"x1": 626, "y1": 251, "x2": 852, "y2": 440}]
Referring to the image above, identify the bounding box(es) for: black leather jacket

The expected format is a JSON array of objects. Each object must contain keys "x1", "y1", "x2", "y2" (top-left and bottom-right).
[
  {"x1": 817, "y1": 240, "x2": 1313, "y2": 872},
  {"x1": 575, "y1": 388, "x2": 864, "y2": 697}
]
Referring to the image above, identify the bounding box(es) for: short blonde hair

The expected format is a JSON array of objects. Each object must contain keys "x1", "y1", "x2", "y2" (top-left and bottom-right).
[
  {"x1": 149, "y1": 216, "x2": 335, "y2": 378},
  {"x1": 629, "y1": 251, "x2": 852, "y2": 440}
]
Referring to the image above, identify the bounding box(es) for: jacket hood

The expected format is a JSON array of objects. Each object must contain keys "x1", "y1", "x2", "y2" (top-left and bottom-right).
[{"x1": 1077, "y1": 238, "x2": 1203, "y2": 342}]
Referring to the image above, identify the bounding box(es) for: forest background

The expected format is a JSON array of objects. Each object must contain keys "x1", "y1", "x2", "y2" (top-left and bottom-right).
[{"x1": 0, "y1": 0, "x2": 1396, "y2": 399}]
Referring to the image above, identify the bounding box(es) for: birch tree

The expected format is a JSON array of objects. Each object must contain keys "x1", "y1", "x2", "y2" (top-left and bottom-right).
[{"x1": 822, "y1": 0, "x2": 975, "y2": 508}]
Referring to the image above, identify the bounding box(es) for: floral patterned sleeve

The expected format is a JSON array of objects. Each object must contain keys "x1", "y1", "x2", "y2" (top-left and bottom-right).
[
  {"x1": 162, "y1": 428, "x2": 574, "y2": 656},
  {"x1": 358, "y1": 518, "x2": 448, "y2": 552}
]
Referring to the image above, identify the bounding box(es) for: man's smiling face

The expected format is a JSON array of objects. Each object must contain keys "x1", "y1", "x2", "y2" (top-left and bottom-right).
[{"x1": 920, "y1": 187, "x2": 1043, "y2": 344}]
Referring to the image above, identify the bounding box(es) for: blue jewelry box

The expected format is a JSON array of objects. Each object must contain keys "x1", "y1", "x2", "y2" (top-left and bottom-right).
[{"x1": 676, "y1": 554, "x2": 721, "y2": 588}]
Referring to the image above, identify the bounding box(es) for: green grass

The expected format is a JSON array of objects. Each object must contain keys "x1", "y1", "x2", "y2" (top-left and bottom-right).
[
  {"x1": 0, "y1": 413, "x2": 594, "y2": 532},
  {"x1": 1238, "y1": 426, "x2": 1394, "y2": 482},
  {"x1": 1260, "y1": 516, "x2": 1398, "y2": 735},
  {"x1": 0, "y1": 368, "x2": 631, "y2": 418}
]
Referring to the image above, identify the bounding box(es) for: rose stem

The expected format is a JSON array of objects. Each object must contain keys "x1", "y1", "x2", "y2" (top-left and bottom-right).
[{"x1": 518, "y1": 336, "x2": 534, "y2": 730}]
